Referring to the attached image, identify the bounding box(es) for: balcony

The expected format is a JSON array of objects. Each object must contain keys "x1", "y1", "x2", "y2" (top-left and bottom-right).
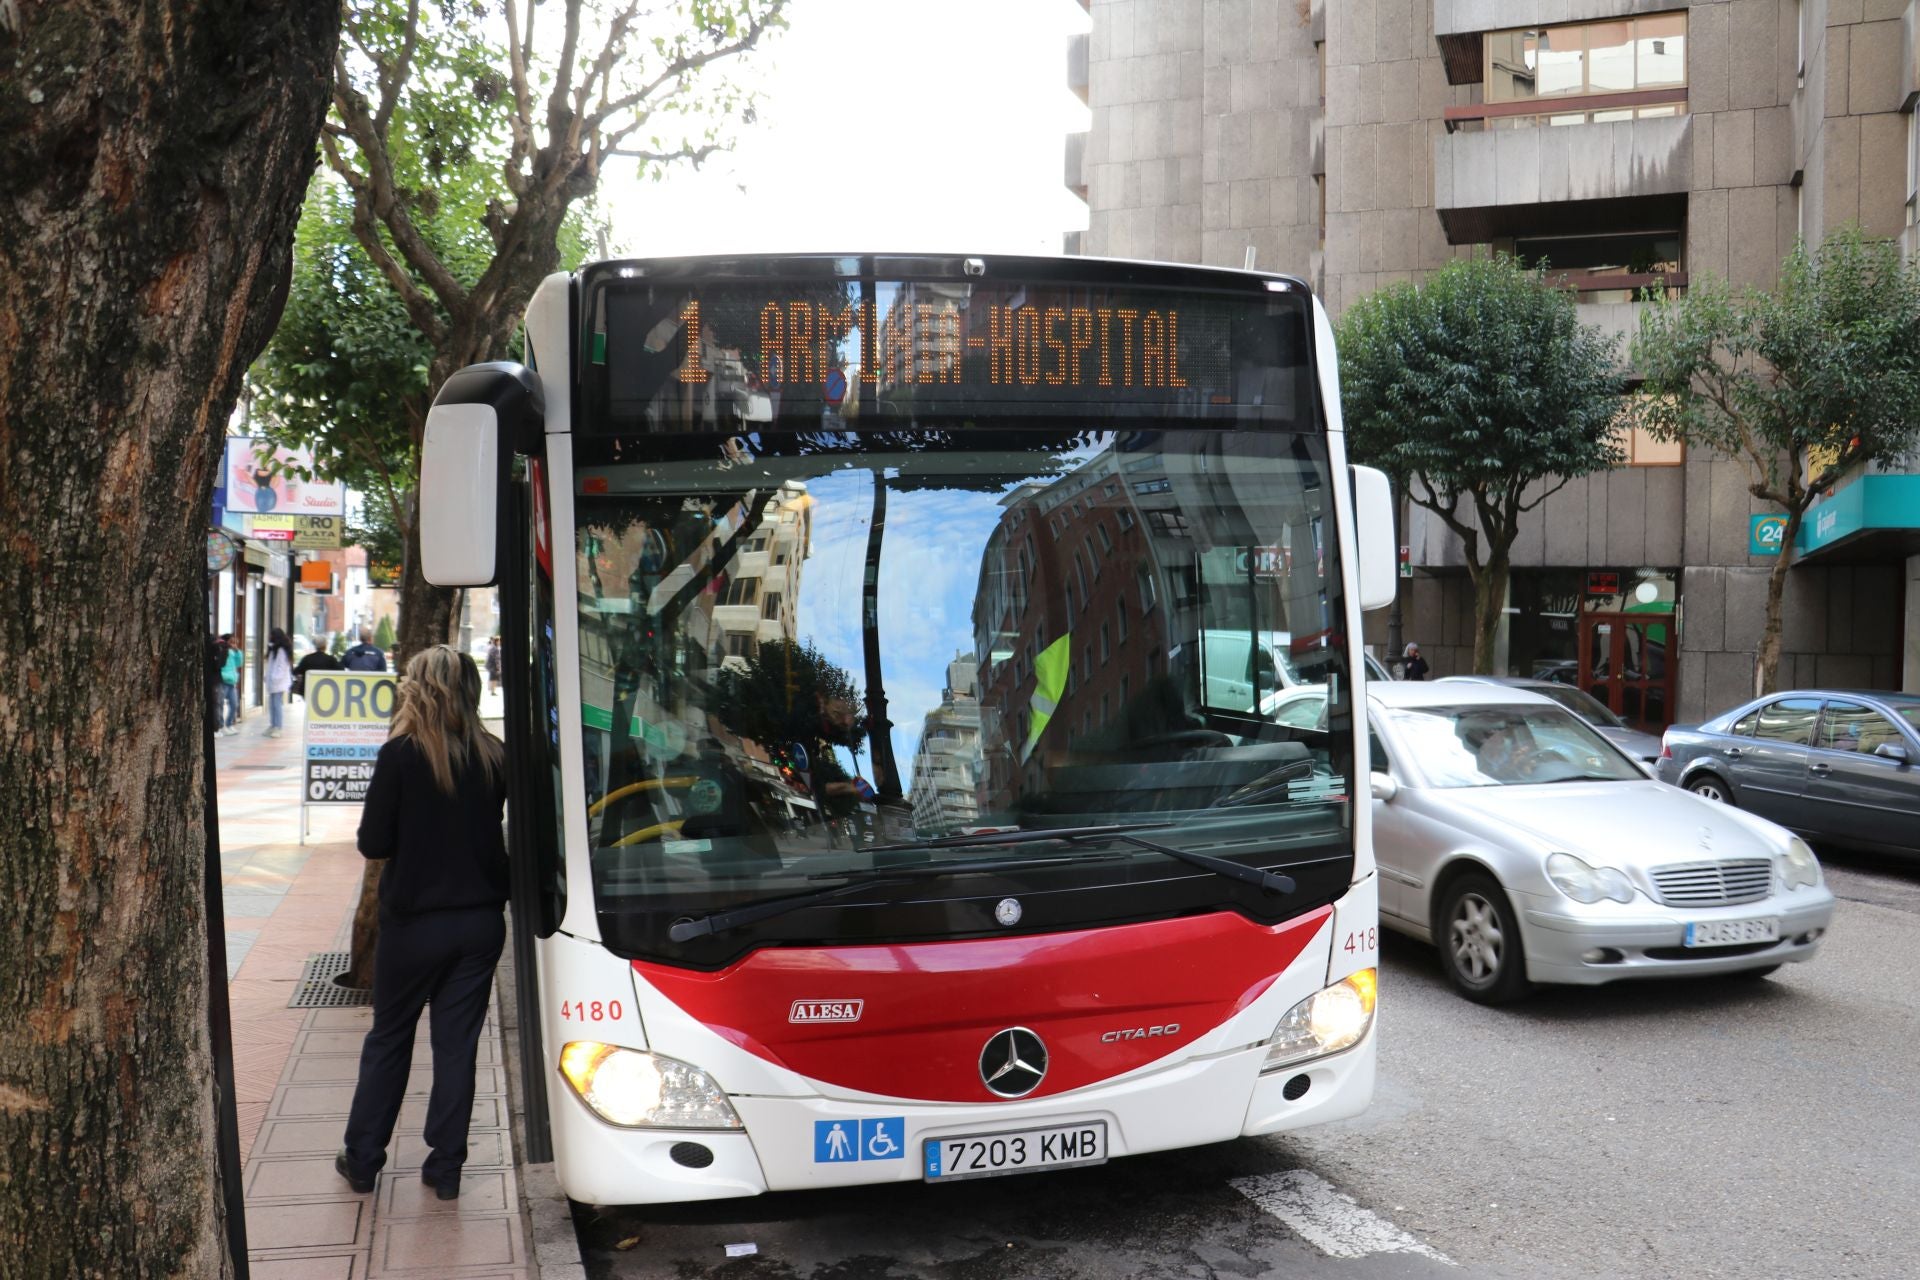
[
  {"x1": 1064, "y1": 130, "x2": 1087, "y2": 202},
  {"x1": 1067, "y1": 32, "x2": 1088, "y2": 104},
  {"x1": 1434, "y1": 111, "x2": 1690, "y2": 243}
]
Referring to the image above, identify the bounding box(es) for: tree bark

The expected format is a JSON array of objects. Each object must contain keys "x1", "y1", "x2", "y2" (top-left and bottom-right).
[
  {"x1": 1753, "y1": 508, "x2": 1805, "y2": 697},
  {"x1": 0, "y1": 3, "x2": 338, "y2": 1275}
]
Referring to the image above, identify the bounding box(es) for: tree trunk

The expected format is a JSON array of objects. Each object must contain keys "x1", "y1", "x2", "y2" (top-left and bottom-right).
[
  {"x1": 861, "y1": 478, "x2": 902, "y2": 800},
  {"x1": 0, "y1": 4, "x2": 337, "y2": 1275},
  {"x1": 1468, "y1": 548, "x2": 1513, "y2": 675},
  {"x1": 1752, "y1": 509, "x2": 1804, "y2": 696}
]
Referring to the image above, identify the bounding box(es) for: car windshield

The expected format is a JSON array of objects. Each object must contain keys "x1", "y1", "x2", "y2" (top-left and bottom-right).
[
  {"x1": 1382, "y1": 702, "x2": 1641, "y2": 787},
  {"x1": 572, "y1": 428, "x2": 1355, "y2": 936},
  {"x1": 1532, "y1": 683, "x2": 1626, "y2": 728}
]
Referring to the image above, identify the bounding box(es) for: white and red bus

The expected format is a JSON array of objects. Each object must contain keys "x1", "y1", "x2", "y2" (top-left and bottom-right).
[{"x1": 418, "y1": 254, "x2": 1396, "y2": 1204}]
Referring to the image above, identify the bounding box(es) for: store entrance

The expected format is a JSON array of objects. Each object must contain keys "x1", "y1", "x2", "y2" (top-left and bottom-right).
[{"x1": 1579, "y1": 611, "x2": 1675, "y2": 733}]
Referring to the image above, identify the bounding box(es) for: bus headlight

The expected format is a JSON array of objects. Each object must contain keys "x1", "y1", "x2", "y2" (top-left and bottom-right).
[
  {"x1": 1262, "y1": 969, "x2": 1377, "y2": 1072},
  {"x1": 557, "y1": 1042, "x2": 741, "y2": 1129}
]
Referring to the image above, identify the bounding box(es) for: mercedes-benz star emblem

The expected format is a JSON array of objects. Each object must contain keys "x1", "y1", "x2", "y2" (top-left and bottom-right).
[
  {"x1": 994, "y1": 897, "x2": 1022, "y2": 927},
  {"x1": 980, "y1": 1027, "x2": 1048, "y2": 1098}
]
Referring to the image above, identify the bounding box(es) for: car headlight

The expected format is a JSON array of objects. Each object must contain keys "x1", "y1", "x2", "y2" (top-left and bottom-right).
[
  {"x1": 1263, "y1": 969, "x2": 1377, "y2": 1072},
  {"x1": 557, "y1": 1042, "x2": 741, "y2": 1129},
  {"x1": 1545, "y1": 852, "x2": 1636, "y2": 904},
  {"x1": 1780, "y1": 837, "x2": 1821, "y2": 891}
]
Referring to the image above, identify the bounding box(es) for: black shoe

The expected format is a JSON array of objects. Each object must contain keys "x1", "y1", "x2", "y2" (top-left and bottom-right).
[
  {"x1": 335, "y1": 1149, "x2": 375, "y2": 1194},
  {"x1": 421, "y1": 1169, "x2": 460, "y2": 1201}
]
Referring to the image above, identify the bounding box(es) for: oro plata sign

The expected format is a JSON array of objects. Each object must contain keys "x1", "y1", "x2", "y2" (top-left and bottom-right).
[{"x1": 300, "y1": 671, "x2": 396, "y2": 839}]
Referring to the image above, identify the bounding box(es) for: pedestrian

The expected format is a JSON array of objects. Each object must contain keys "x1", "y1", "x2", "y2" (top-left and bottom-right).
[
  {"x1": 206, "y1": 633, "x2": 229, "y2": 737},
  {"x1": 292, "y1": 640, "x2": 342, "y2": 699},
  {"x1": 342, "y1": 625, "x2": 388, "y2": 672},
  {"x1": 264, "y1": 628, "x2": 294, "y2": 738},
  {"x1": 337, "y1": 644, "x2": 507, "y2": 1203},
  {"x1": 485, "y1": 635, "x2": 502, "y2": 696},
  {"x1": 219, "y1": 633, "x2": 244, "y2": 734},
  {"x1": 1402, "y1": 642, "x2": 1429, "y2": 682}
]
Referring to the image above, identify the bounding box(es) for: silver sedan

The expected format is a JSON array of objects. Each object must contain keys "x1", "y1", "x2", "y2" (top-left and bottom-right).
[{"x1": 1368, "y1": 682, "x2": 1835, "y2": 1004}]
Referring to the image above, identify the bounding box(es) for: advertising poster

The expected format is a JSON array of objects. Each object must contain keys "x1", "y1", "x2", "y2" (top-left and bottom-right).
[
  {"x1": 224, "y1": 437, "x2": 347, "y2": 517},
  {"x1": 301, "y1": 670, "x2": 396, "y2": 840}
]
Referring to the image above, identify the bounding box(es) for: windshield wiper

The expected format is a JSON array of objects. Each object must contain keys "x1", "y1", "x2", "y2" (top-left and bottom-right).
[
  {"x1": 667, "y1": 822, "x2": 1300, "y2": 943},
  {"x1": 667, "y1": 848, "x2": 1129, "y2": 943},
  {"x1": 863, "y1": 821, "x2": 1295, "y2": 895},
  {"x1": 1534, "y1": 772, "x2": 1627, "y2": 784}
]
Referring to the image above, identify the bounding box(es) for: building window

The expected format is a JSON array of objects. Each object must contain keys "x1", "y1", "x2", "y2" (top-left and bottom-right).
[
  {"x1": 1117, "y1": 597, "x2": 1129, "y2": 644},
  {"x1": 1136, "y1": 567, "x2": 1157, "y2": 613},
  {"x1": 724, "y1": 632, "x2": 757, "y2": 659},
  {"x1": 721, "y1": 576, "x2": 758, "y2": 606},
  {"x1": 761, "y1": 593, "x2": 782, "y2": 620},
  {"x1": 1146, "y1": 510, "x2": 1190, "y2": 537},
  {"x1": 1514, "y1": 230, "x2": 1683, "y2": 301},
  {"x1": 1615, "y1": 420, "x2": 1684, "y2": 466},
  {"x1": 1095, "y1": 522, "x2": 1113, "y2": 553},
  {"x1": 1100, "y1": 623, "x2": 1112, "y2": 665},
  {"x1": 1116, "y1": 509, "x2": 1136, "y2": 532},
  {"x1": 1482, "y1": 13, "x2": 1686, "y2": 130}
]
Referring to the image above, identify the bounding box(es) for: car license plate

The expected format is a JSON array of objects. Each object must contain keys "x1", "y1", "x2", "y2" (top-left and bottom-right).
[
  {"x1": 1685, "y1": 917, "x2": 1780, "y2": 947},
  {"x1": 923, "y1": 1121, "x2": 1108, "y2": 1183}
]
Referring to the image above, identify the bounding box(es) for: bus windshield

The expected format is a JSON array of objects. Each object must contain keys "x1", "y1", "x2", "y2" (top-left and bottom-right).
[{"x1": 572, "y1": 427, "x2": 1354, "y2": 958}]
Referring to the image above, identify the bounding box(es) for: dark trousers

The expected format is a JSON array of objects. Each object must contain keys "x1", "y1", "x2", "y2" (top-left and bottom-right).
[{"x1": 343, "y1": 906, "x2": 505, "y2": 1184}]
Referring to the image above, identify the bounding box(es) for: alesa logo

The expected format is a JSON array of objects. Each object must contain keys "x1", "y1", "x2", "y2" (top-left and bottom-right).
[{"x1": 789, "y1": 999, "x2": 864, "y2": 1024}]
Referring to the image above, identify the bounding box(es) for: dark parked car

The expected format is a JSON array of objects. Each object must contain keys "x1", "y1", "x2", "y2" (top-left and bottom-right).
[
  {"x1": 1656, "y1": 691, "x2": 1920, "y2": 857},
  {"x1": 1440, "y1": 675, "x2": 1664, "y2": 764}
]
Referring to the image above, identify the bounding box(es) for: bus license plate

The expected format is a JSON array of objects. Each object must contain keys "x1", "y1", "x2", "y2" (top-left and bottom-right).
[
  {"x1": 923, "y1": 1121, "x2": 1108, "y2": 1183},
  {"x1": 1685, "y1": 917, "x2": 1780, "y2": 947}
]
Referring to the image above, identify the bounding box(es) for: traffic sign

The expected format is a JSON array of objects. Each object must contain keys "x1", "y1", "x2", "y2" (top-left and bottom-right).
[{"x1": 823, "y1": 367, "x2": 848, "y2": 407}]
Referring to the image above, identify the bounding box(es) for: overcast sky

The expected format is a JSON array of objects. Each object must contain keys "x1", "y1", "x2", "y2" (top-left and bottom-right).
[{"x1": 604, "y1": 0, "x2": 1092, "y2": 258}]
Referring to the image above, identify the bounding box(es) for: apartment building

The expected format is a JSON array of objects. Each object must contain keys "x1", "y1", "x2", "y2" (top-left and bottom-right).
[{"x1": 1067, "y1": 0, "x2": 1920, "y2": 725}]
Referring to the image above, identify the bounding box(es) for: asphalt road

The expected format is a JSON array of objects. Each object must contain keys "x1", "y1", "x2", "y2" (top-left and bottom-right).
[{"x1": 578, "y1": 849, "x2": 1920, "y2": 1279}]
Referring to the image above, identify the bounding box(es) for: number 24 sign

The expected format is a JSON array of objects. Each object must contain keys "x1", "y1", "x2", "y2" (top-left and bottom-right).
[{"x1": 1749, "y1": 514, "x2": 1788, "y2": 556}]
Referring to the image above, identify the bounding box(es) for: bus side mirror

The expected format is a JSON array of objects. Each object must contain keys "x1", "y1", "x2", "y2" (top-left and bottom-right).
[
  {"x1": 420, "y1": 362, "x2": 544, "y2": 587},
  {"x1": 1351, "y1": 464, "x2": 1395, "y2": 612}
]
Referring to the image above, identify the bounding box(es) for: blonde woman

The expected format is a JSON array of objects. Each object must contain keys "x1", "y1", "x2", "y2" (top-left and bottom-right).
[{"x1": 336, "y1": 645, "x2": 506, "y2": 1202}]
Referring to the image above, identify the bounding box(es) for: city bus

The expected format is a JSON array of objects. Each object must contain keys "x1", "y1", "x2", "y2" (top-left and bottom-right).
[{"x1": 417, "y1": 254, "x2": 1396, "y2": 1204}]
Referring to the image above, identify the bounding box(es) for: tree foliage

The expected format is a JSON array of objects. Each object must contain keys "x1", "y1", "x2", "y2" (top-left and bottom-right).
[
  {"x1": 1631, "y1": 227, "x2": 1920, "y2": 694},
  {"x1": 713, "y1": 638, "x2": 867, "y2": 759},
  {"x1": 1338, "y1": 255, "x2": 1625, "y2": 671}
]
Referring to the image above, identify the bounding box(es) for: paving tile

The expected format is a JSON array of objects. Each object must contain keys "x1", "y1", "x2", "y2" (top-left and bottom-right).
[
  {"x1": 246, "y1": 1254, "x2": 362, "y2": 1280},
  {"x1": 380, "y1": 1168, "x2": 513, "y2": 1217},
  {"x1": 255, "y1": 1118, "x2": 353, "y2": 1158},
  {"x1": 246, "y1": 1155, "x2": 367, "y2": 1201},
  {"x1": 309, "y1": 1009, "x2": 376, "y2": 1031},
  {"x1": 293, "y1": 1031, "x2": 372, "y2": 1057},
  {"x1": 395, "y1": 1095, "x2": 501, "y2": 1132},
  {"x1": 270, "y1": 1084, "x2": 360, "y2": 1119},
  {"x1": 372, "y1": 1213, "x2": 525, "y2": 1273},
  {"x1": 387, "y1": 1130, "x2": 509, "y2": 1172},
  {"x1": 245, "y1": 1200, "x2": 369, "y2": 1251}
]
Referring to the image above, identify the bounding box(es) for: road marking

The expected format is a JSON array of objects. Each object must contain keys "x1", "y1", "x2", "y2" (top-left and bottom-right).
[{"x1": 1230, "y1": 1170, "x2": 1453, "y2": 1264}]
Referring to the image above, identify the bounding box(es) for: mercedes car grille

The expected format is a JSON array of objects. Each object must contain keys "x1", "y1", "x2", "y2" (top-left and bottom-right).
[{"x1": 1649, "y1": 859, "x2": 1774, "y2": 907}]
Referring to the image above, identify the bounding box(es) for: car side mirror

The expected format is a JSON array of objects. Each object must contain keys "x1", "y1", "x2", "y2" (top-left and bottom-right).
[
  {"x1": 1873, "y1": 742, "x2": 1910, "y2": 765},
  {"x1": 1369, "y1": 772, "x2": 1399, "y2": 802}
]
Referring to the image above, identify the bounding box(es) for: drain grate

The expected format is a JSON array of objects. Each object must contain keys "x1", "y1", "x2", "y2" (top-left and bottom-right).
[{"x1": 289, "y1": 952, "x2": 374, "y2": 1008}]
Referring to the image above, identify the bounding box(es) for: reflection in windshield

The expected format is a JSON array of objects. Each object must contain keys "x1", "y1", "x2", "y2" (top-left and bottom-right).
[
  {"x1": 1383, "y1": 704, "x2": 1641, "y2": 788},
  {"x1": 572, "y1": 429, "x2": 1352, "y2": 922}
]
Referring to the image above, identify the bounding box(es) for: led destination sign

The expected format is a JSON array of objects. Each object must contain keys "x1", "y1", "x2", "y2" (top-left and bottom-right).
[{"x1": 589, "y1": 278, "x2": 1313, "y2": 431}]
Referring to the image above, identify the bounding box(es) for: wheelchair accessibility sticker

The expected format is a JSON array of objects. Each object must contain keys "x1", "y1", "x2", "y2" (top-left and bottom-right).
[{"x1": 813, "y1": 1117, "x2": 904, "y2": 1162}]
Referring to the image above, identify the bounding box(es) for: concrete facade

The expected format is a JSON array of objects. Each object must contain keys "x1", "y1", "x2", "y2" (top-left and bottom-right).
[{"x1": 1070, "y1": 0, "x2": 1920, "y2": 723}]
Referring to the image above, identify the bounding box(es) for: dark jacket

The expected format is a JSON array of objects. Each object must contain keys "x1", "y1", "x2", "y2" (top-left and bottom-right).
[
  {"x1": 342, "y1": 642, "x2": 388, "y2": 672},
  {"x1": 292, "y1": 650, "x2": 342, "y2": 698},
  {"x1": 357, "y1": 735, "x2": 508, "y2": 920},
  {"x1": 1403, "y1": 654, "x2": 1430, "y2": 681}
]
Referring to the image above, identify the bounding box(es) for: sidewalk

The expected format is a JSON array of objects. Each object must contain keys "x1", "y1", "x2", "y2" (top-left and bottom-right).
[{"x1": 216, "y1": 695, "x2": 550, "y2": 1279}]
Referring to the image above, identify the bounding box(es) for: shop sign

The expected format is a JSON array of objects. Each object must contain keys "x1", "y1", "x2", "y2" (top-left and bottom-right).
[
  {"x1": 247, "y1": 514, "x2": 297, "y2": 542},
  {"x1": 1585, "y1": 571, "x2": 1621, "y2": 596},
  {"x1": 300, "y1": 671, "x2": 396, "y2": 839},
  {"x1": 206, "y1": 530, "x2": 236, "y2": 574},
  {"x1": 290, "y1": 515, "x2": 344, "y2": 549},
  {"x1": 223, "y1": 438, "x2": 347, "y2": 516},
  {"x1": 1749, "y1": 513, "x2": 1788, "y2": 556}
]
